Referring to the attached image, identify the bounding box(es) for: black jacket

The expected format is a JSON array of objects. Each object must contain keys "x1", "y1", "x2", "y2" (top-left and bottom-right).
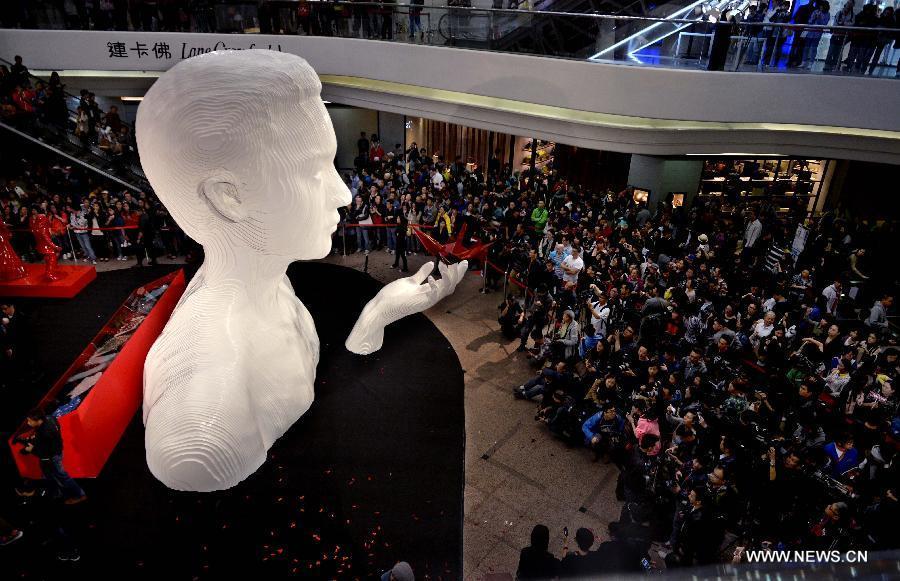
[
  {"x1": 516, "y1": 546, "x2": 559, "y2": 580},
  {"x1": 31, "y1": 416, "x2": 64, "y2": 460},
  {"x1": 351, "y1": 204, "x2": 370, "y2": 223}
]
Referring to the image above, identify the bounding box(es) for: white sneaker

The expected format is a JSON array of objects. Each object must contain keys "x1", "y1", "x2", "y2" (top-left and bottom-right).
[
  {"x1": 364, "y1": 250, "x2": 369, "y2": 255},
  {"x1": 91, "y1": 260, "x2": 97, "y2": 265},
  {"x1": 62, "y1": 253, "x2": 71, "y2": 260}
]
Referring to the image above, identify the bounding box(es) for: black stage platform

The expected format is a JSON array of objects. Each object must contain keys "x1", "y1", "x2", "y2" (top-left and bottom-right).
[{"x1": 1, "y1": 262, "x2": 465, "y2": 579}]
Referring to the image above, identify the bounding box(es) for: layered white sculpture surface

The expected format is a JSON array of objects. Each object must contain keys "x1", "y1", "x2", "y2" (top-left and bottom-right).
[{"x1": 136, "y1": 49, "x2": 466, "y2": 492}]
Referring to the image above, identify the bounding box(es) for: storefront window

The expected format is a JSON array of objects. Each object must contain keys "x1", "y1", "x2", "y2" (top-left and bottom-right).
[{"x1": 697, "y1": 157, "x2": 830, "y2": 214}]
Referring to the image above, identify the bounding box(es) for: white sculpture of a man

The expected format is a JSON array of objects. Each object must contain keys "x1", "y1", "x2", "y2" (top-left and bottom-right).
[{"x1": 136, "y1": 49, "x2": 466, "y2": 492}]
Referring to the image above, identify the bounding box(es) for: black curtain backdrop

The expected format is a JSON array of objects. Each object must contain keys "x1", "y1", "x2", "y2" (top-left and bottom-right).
[{"x1": 1, "y1": 262, "x2": 464, "y2": 579}]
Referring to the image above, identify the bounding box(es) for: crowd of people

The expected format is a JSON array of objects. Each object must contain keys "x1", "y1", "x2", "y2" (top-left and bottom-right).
[
  {"x1": 739, "y1": 0, "x2": 900, "y2": 76},
  {"x1": 344, "y1": 134, "x2": 899, "y2": 574},
  {"x1": 1, "y1": 51, "x2": 899, "y2": 572},
  {"x1": 0, "y1": 57, "x2": 190, "y2": 268},
  {"x1": 1, "y1": 55, "x2": 139, "y2": 170},
  {"x1": 1, "y1": 156, "x2": 186, "y2": 267},
  {"x1": 4, "y1": 1, "x2": 899, "y2": 76},
  {"x1": 0, "y1": 0, "x2": 417, "y2": 37},
  {"x1": 2, "y1": 0, "x2": 215, "y2": 32}
]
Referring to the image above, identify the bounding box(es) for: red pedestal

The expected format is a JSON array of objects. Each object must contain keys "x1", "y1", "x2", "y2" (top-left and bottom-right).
[
  {"x1": 0, "y1": 264, "x2": 96, "y2": 298},
  {"x1": 8, "y1": 270, "x2": 186, "y2": 479}
]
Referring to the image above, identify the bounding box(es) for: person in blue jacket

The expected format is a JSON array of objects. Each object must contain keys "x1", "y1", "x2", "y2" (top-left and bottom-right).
[
  {"x1": 823, "y1": 433, "x2": 859, "y2": 478},
  {"x1": 582, "y1": 403, "x2": 627, "y2": 462}
]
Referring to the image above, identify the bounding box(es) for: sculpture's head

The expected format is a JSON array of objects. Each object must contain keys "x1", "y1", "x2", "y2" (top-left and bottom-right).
[{"x1": 136, "y1": 49, "x2": 350, "y2": 261}]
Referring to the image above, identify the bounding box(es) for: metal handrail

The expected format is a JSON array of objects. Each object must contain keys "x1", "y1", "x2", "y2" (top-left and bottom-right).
[
  {"x1": 7, "y1": 1, "x2": 892, "y2": 35},
  {"x1": 0, "y1": 121, "x2": 144, "y2": 192},
  {"x1": 301, "y1": 2, "x2": 893, "y2": 34}
]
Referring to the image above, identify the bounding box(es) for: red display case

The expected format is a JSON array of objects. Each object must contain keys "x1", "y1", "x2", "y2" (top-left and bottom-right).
[{"x1": 8, "y1": 270, "x2": 186, "y2": 479}]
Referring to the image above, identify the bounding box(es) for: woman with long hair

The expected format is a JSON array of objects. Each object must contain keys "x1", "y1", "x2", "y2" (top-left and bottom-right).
[
  {"x1": 89, "y1": 201, "x2": 109, "y2": 261},
  {"x1": 104, "y1": 206, "x2": 126, "y2": 261}
]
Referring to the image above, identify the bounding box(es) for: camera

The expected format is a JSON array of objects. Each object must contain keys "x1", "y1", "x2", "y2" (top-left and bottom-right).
[
  {"x1": 13, "y1": 435, "x2": 33, "y2": 454},
  {"x1": 808, "y1": 469, "x2": 857, "y2": 500}
]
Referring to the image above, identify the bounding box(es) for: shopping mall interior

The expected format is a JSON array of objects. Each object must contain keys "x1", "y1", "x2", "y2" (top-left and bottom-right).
[{"x1": 1, "y1": 2, "x2": 899, "y2": 579}]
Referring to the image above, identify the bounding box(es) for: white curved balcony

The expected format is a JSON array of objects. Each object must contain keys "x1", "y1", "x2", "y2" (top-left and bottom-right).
[{"x1": 1, "y1": 6, "x2": 898, "y2": 163}]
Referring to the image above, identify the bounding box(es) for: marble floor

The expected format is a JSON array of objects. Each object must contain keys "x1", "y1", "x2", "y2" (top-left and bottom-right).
[
  {"x1": 321, "y1": 249, "x2": 622, "y2": 580},
  {"x1": 75, "y1": 248, "x2": 622, "y2": 579}
]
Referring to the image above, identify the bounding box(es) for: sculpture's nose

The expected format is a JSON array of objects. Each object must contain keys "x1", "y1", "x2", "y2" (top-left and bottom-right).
[{"x1": 327, "y1": 167, "x2": 352, "y2": 208}]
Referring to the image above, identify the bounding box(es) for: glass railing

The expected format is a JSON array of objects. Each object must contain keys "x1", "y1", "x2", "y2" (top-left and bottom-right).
[{"x1": 6, "y1": 1, "x2": 899, "y2": 79}]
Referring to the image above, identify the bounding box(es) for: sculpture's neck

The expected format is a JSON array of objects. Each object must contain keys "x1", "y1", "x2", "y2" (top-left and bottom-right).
[{"x1": 198, "y1": 244, "x2": 294, "y2": 314}]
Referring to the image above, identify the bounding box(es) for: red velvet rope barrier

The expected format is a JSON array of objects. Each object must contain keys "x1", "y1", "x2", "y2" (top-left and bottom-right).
[
  {"x1": 5, "y1": 225, "x2": 139, "y2": 232},
  {"x1": 484, "y1": 258, "x2": 532, "y2": 292},
  {"x1": 343, "y1": 223, "x2": 434, "y2": 229}
]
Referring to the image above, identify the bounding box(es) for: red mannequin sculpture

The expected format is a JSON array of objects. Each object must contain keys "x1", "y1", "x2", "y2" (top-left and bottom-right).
[
  {"x1": 30, "y1": 213, "x2": 62, "y2": 281},
  {"x1": 0, "y1": 221, "x2": 26, "y2": 281}
]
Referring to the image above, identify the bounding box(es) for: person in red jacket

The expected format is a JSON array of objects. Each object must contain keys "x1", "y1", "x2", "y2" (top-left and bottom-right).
[
  {"x1": 369, "y1": 134, "x2": 385, "y2": 162},
  {"x1": 11, "y1": 85, "x2": 35, "y2": 114}
]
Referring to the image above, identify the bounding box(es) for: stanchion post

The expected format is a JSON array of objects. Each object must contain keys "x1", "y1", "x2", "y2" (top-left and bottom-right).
[
  {"x1": 66, "y1": 227, "x2": 78, "y2": 261},
  {"x1": 481, "y1": 263, "x2": 488, "y2": 294},
  {"x1": 66, "y1": 228, "x2": 81, "y2": 262},
  {"x1": 502, "y1": 267, "x2": 509, "y2": 298},
  {"x1": 342, "y1": 222, "x2": 347, "y2": 256}
]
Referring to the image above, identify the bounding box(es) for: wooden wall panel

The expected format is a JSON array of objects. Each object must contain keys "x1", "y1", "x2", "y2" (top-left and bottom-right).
[{"x1": 415, "y1": 118, "x2": 517, "y2": 172}]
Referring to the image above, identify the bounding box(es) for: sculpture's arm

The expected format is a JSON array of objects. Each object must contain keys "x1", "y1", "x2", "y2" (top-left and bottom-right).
[{"x1": 345, "y1": 260, "x2": 467, "y2": 355}]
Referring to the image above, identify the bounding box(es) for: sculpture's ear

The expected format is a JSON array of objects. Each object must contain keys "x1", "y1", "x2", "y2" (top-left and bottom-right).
[{"x1": 199, "y1": 175, "x2": 247, "y2": 223}]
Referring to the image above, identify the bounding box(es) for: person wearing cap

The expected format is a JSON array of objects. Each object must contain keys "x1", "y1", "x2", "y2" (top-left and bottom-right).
[
  {"x1": 381, "y1": 560, "x2": 414, "y2": 581},
  {"x1": 552, "y1": 309, "x2": 580, "y2": 361},
  {"x1": 696, "y1": 234, "x2": 711, "y2": 259}
]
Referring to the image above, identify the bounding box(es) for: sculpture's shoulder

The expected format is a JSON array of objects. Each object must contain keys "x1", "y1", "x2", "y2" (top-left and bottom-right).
[
  {"x1": 145, "y1": 278, "x2": 318, "y2": 392},
  {"x1": 143, "y1": 286, "x2": 246, "y2": 420}
]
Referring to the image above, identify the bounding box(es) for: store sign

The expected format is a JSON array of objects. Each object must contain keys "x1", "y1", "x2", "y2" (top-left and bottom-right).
[
  {"x1": 105, "y1": 39, "x2": 283, "y2": 61},
  {"x1": 0, "y1": 30, "x2": 295, "y2": 72}
]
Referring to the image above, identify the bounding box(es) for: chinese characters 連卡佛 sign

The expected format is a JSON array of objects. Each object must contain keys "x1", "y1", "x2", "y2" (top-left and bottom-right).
[{"x1": 107, "y1": 40, "x2": 282, "y2": 61}]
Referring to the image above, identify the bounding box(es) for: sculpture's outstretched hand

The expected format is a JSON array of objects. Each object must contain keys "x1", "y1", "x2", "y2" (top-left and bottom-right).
[{"x1": 345, "y1": 260, "x2": 467, "y2": 355}]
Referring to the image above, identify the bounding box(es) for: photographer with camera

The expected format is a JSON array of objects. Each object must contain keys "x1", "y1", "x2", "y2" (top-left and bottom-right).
[
  {"x1": 549, "y1": 310, "x2": 580, "y2": 364},
  {"x1": 665, "y1": 485, "x2": 717, "y2": 568},
  {"x1": 585, "y1": 284, "x2": 611, "y2": 339},
  {"x1": 18, "y1": 409, "x2": 86, "y2": 505},
  {"x1": 582, "y1": 402, "x2": 627, "y2": 464},
  {"x1": 498, "y1": 294, "x2": 523, "y2": 340},
  {"x1": 516, "y1": 291, "x2": 551, "y2": 354},
  {"x1": 757, "y1": 447, "x2": 808, "y2": 538}
]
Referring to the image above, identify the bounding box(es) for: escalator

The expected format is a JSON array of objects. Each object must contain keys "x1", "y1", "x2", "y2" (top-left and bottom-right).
[
  {"x1": 0, "y1": 57, "x2": 149, "y2": 194},
  {"x1": 587, "y1": 0, "x2": 737, "y2": 62},
  {"x1": 487, "y1": 0, "x2": 695, "y2": 59}
]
